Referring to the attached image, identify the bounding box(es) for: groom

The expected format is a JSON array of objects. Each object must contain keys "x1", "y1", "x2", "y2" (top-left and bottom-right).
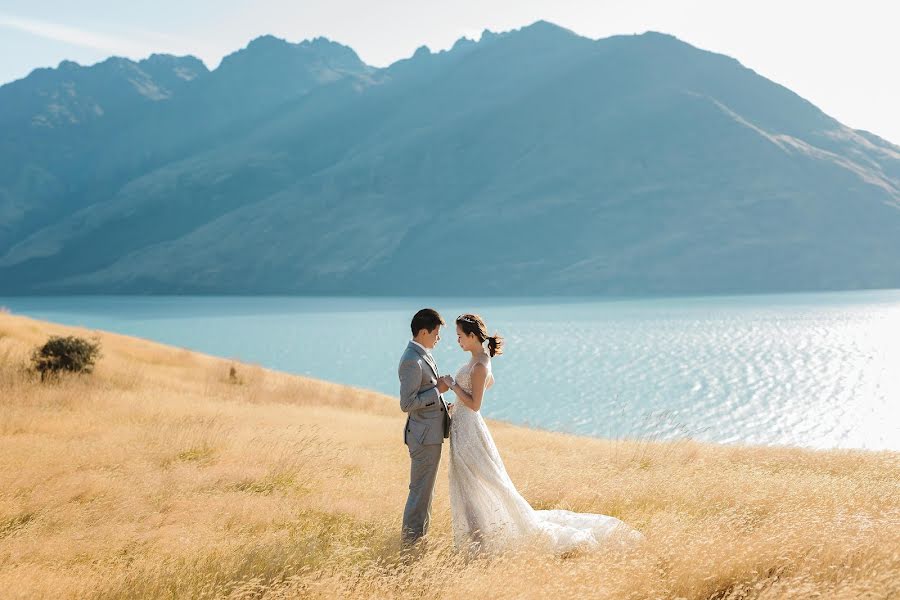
[{"x1": 399, "y1": 308, "x2": 452, "y2": 547}]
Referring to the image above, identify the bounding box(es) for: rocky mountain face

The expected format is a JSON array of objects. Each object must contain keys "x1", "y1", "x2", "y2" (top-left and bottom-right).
[{"x1": 1, "y1": 21, "x2": 899, "y2": 295}]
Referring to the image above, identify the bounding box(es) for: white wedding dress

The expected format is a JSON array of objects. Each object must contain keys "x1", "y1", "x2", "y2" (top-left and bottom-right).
[{"x1": 448, "y1": 357, "x2": 644, "y2": 555}]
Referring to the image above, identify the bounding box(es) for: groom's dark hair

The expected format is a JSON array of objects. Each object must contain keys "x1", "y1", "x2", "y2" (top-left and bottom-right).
[{"x1": 411, "y1": 308, "x2": 445, "y2": 336}]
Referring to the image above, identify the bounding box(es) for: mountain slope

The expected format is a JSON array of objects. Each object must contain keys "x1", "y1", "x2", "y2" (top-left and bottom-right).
[
  {"x1": 1, "y1": 21, "x2": 899, "y2": 295},
  {"x1": 0, "y1": 37, "x2": 373, "y2": 256}
]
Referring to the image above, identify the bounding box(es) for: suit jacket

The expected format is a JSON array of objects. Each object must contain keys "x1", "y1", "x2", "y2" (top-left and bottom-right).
[{"x1": 398, "y1": 341, "x2": 451, "y2": 447}]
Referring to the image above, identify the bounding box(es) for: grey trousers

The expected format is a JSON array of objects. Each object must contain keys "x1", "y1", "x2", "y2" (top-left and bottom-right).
[{"x1": 401, "y1": 442, "x2": 443, "y2": 546}]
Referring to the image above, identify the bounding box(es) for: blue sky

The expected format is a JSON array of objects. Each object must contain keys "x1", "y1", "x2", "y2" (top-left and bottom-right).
[{"x1": 2, "y1": 0, "x2": 899, "y2": 144}]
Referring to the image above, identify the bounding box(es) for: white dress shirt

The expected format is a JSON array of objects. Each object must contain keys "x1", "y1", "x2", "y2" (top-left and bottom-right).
[{"x1": 410, "y1": 339, "x2": 431, "y2": 356}]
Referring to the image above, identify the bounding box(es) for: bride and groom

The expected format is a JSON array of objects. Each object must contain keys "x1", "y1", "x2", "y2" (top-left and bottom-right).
[{"x1": 399, "y1": 308, "x2": 643, "y2": 555}]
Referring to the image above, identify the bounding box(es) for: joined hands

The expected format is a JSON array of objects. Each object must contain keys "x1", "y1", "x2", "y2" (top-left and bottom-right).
[
  {"x1": 438, "y1": 375, "x2": 456, "y2": 408},
  {"x1": 436, "y1": 375, "x2": 451, "y2": 394}
]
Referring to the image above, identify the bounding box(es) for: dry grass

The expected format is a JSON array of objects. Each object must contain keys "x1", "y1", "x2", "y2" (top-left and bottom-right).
[{"x1": 0, "y1": 311, "x2": 897, "y2": 599}]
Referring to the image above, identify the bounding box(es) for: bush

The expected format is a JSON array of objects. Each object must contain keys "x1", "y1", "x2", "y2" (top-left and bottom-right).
[{"x1": 31, "y1": 335, "x2": 102, "y2": 381}]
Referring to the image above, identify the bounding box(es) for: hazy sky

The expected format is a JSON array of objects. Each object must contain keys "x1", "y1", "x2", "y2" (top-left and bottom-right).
[{"x1": 1, "y1": 0, "x2": 898, "y2": 143}]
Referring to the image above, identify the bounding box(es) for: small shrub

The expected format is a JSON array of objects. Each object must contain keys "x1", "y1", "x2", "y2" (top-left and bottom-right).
[
  {"x1": 31, "y1": 335, "x2": 102, "y2": 381},
  {"x1": 228, "y1": 364, "x2": 243, "y2": 385}
]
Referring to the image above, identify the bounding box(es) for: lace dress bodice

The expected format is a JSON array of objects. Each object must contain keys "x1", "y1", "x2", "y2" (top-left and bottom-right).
[
  {"x1": 451, "y1": 359, "x2": 493, "y2": 413},
  {"x1": 447, "y1": 355, "x2": 643, "y2": 555}
]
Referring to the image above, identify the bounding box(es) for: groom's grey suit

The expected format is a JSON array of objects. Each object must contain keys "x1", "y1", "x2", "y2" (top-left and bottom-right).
[{"x1": 399, "y1": 341, "x2": 451, "y2": 546}]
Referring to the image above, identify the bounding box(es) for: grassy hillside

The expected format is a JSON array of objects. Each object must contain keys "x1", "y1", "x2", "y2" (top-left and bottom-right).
[{"x1": 0, "y1": 310, "x2": 897, "y2": 599}]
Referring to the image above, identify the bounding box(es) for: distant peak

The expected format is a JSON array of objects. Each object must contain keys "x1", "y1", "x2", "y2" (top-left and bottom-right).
[
  {"x1": 518, "y1": 19, "x2": 577, "y2": 37},
  {"x1": 143, "y1": 53, "x2": 176, "y2": 63},
  {"x1": 140, "y1": 53, "x2": 208, "y2": 70},
  {"x1": 246, "y1": 34, "x2": 290, "y2": 50},
  {"x1": 641, "y1": 30, "x2": 678, "y2": 39},
  {"x1": 232, "y1": 34, "x2": 362, "y2": 63},
  {"x1": 451, "y1": 36, "x2": 476, "y2": 51},
  {"x1": 636, "y1": 30, "x2": 688, "y2": 45},
  {"x1": 101, "y1": 56, "x2": 134, "y2": 65},
  {"x1": 529, "y1": 19, "x2": 563, "y2": 29},
  {"x1": 302, "y1": 37, "x2": 364, "y2": 61},
  {"x1": 466, "y1": 20, "x2": 580, "y2": 48},
  {"x1": 90, "y1": 56, "x2": 144, "y2": 73},
  {"x1": 303, "y1": 36, "x2": 340, "y2": 48},
  {"x1": 412, "y1": 45, "x2": 432, "y2": 59},
  {"x1": 213, "y1": 32, "x2": 368, "y2": 77}
]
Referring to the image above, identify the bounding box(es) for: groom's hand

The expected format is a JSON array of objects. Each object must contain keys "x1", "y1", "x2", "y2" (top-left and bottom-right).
[{"x1": 436, "y1": 376, "x2": 451, "y2": 394}]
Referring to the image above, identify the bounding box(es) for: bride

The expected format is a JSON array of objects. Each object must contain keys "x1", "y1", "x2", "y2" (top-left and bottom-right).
[{"x1": 442, "y1": 313, "x2": 644, "y2": 555}]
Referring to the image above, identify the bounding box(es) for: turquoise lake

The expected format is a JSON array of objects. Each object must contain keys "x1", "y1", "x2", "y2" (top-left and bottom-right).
[{"x1": 2, "y1": 291, "x2": 898, "y2": 451}]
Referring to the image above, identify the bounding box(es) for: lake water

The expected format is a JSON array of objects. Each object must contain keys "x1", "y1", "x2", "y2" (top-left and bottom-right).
[{"x1": 2, "y1": 292, "x2": 898, "y2": 451}]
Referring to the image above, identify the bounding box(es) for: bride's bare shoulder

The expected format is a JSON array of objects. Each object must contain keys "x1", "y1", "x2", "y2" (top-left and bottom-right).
[
  {"x1": 471, "y1": 361, "x2": 489, "y2": 376},
  {"x1": 472, "y1": 360, "x2": 493, "y2": 380}
]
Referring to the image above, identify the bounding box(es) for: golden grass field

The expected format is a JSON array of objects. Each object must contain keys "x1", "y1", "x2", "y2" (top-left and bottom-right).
[{"x1": 0, "y1": 310, "x2": 898, "y2": 599}]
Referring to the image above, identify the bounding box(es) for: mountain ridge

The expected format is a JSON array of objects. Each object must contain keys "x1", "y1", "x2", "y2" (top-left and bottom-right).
[{"x1": 1, "y1": 20, "x2": 899, "y2": 296}]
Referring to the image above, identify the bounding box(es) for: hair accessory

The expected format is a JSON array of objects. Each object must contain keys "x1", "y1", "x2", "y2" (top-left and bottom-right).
[{"x1": 457, "y1": 314, "x2": 477, "y2": 324}]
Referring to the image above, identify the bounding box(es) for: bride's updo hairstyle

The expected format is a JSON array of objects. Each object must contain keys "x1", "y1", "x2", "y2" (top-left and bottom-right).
[{"x1": 456, "y1": 313, "x2": 504, "y2": 357}]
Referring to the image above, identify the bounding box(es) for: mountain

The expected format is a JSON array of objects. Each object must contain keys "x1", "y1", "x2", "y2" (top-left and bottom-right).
[{"x1": 1, "y1": 21, "x2": 899, "y2": 295}]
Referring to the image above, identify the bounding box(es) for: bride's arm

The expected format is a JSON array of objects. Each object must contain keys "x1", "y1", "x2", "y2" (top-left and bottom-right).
[{"x1": 450, "y1": 363, "x2": 488, "y2": 412}]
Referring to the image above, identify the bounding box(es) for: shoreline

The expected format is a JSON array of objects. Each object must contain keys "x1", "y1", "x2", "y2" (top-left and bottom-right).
[{"x1": 2, "y1": 306, "x2": 897, "y2": 455}]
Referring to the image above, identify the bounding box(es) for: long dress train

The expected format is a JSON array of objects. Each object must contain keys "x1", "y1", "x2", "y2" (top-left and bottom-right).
[{"x1": 448, "y1": 359, "x2": 644, "y2": 555}]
